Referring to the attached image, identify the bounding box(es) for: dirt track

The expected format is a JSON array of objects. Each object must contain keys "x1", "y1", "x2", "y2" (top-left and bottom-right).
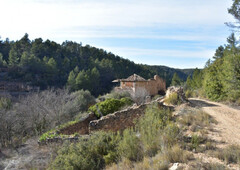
[{"x1": 189, "y1": 98, "x2": 240, "y2": 147}]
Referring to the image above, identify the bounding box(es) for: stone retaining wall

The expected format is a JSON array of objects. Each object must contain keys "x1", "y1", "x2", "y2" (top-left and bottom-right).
[
  {"x1": 59, "y1": 113, "x2": 97, "y2": 135},
  {"x1": 89, "y1": 101, "x2": 173, "y2": 133}
]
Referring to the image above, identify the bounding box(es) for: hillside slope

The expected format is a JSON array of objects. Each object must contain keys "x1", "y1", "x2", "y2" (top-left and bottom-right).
[{"x1": 0, "y1": 34, "x2": 193, "y2": 96}]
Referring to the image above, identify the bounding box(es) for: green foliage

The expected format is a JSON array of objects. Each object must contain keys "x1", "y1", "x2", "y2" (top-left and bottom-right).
[
  {"x1": 0, "y1": 53, "x2": 7, "y2": 66},
  {"x1": 49, "y1": 132, "x2": 120, "y2": 170},
  {"x1": 162, "y1": 123, "x2": 180, "y2": 148},
  {"x1": 137, "y1": 104, "x2": 172, "y2": 156},
  {"x1": 67, "y1": 70, "x2": 76, "y2": 91},
  {"x1": 171, "y1": 73, "x2": 183, "y2": 86},
  {"x1": 39, "y1": 120, "x2": 81, "y2": 142},
  {"x1": 203, "y1": 58, "x2": 225, "y2": 101},
  {"x1": 103, "y1": 90, "x2": 131, "y2": 100},
  {"x1": 0, "y1": 97, "x2": 12, "y2": 110},
  {"x1": 117, "y1": 129, "x2": 143, "y2": 162},
  {"x1": 88, "y1": 97, "x2": 133, "y2": 117},
  {"x1": 185, "y1": 90, "x2": 193, "y2": 98},
  {"x1": 185, "y1": 68, "x2": 203, "y2": 92},
  {"x1": 49, "y1": 104, "x2": 200, "y2": 169},
  {"x1": 162, "y1": 144, "x2": 190, "y2": 163},
  {"x1": 164, "y1": 92, "x2": 182, "y2": 105},
  {"x1": 197, "y1": 33, "x2": 240, "y2": 102},
  {"x1": 190, "y1": 135, "x2": 200, "y2": 150},
  {"x1": 39, "y1": 130, "x2": 58, "y2": 142},
  {"x1": 70, "y1": 89, "x2": 96, "y2": 112},
  {"x1": 222, "y1": 52, "x2": 240, "y2": 101},
  {"x1": 227, "y1": 0, "x2": 240, "y2": 29},
  {"x1": 0, "y1": 34, "x2": 192, "y2": 96}
]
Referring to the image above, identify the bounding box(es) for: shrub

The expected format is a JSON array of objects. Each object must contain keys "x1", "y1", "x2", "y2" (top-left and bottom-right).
[
  {"x1": 39, "y1": 131, "x2": 58, "y2": 142},
  {"x1": 215, "y1": 145, "x2": 240, "y2": 164},
  {"x1": 137, "y1": 103, "x2": 172, "y2": 156},
  {"x1": 117, "y1": 128, "x2": 143, "y2": 162},
  {"x1": 161, "y1": 122, "x2": 180, "y2": 148},
  {"x1": 89, "y1": 97, "x2": 133, "y2": 117},
  {"x1": 162, "y1": 144, "x2": 190, "y2": 163},
  {"x1": 70, "y1": 89, "x2": 96, "y2": 112},
  {"x1": 104, "y1": 90, "x2": 131, "y2": 100},
  {"x1": 49, "y1": 142, "x2": 105, "y2": 170},
  {"x1": 0, "y1": 97, "x2": 12, "y2": 110},
  {"x1": 190, "y1": 135, "x2": 200, "y2": 151},
  {"x1": 185, "y1": 90, "x2": 193, "y2": 98},
  {"x1": 164, "y1": 92, "x2": 182, "y2": 105},
  {"x1": 49, "y1": 131, "x2": 120, "y2": 170}
]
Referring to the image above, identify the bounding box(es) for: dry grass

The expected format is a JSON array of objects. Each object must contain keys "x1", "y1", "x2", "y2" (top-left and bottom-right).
[
  {"x1": 162, "y1": 144, "x2": 192, "y2": 163},
  {"x1": 214, "y1": 145, "x2": 240, "y2": 164},
  {"x1": 189, "y1": 162, "x2": 227, "y2": 170},
  {"x1": 106, "y1": 145, "x2": 192, "y2": 170},
  {"x1": 177, "y1": 110, "x2": 217, "y2": 132}
]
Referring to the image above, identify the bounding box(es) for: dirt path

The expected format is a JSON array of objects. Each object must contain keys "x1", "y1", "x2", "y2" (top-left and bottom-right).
[{"x1": 189, "y1": 98, "x2": 240, "y2": 147}]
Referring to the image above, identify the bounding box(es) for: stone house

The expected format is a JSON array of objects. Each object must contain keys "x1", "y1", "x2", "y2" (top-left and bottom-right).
[{"x1": 113, "y1": 74, "x2": 166, "y2": 96}]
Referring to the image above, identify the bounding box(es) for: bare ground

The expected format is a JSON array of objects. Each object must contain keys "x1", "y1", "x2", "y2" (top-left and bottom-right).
[
  {"x1": 189, "y1": 98, "x2": 240, "y2": 147},
  {"x1": 188, "y1": 98, "x2": 240, "y2": 170}
]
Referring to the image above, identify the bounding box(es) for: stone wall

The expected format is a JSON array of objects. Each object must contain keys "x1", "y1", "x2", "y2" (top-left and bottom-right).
[
  {"x1": 89, "y1": 101, "x2": 172, "y2": 133},
  {"x1": 59, "y1": 113, "x2": 97, "y2": 135}
]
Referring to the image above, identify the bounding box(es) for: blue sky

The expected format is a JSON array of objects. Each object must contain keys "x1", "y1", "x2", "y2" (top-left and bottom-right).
[{"x1": 0, "y1": 0, "x2": 235, "y2": 68}]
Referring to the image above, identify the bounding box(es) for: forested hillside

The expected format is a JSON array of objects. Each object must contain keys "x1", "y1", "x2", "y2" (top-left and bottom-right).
[
  {"x1": 185, "y1": 34, "x2": 240, "y2": 103},
  {"x1": 0, "y1": 35, "x2": 191, "y2": 96}
]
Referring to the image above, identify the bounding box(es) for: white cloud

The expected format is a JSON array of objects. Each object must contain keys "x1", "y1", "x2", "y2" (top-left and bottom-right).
[
  {"x1": 0, "y1": 0, "x2": 234, "y2": 40},
  {"x1": 97, "y1": 46, "x2": 214, "y2": 59}
]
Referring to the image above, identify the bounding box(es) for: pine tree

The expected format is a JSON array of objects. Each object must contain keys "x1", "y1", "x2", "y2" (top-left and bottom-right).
[
  {"x1": 171, "y1": 73, "x2": 182, "y2": 86},
  {"x1": 222, "y1": 53, "x2": 240, "y2": 101},
  {"x1": 67, "y1": 70, "x2": 76, "y2": 91},
  {"x1": 186, "y1": 76, "x2": 192, "y2": 90},
  {"x1": 8, "y1": 48, "x2": 19, "y2": 66}
]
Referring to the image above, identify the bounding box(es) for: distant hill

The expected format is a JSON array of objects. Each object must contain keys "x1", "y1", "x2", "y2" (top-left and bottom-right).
[{"x1": 0, "y1": 34, "x2": 194, "y2": 96}]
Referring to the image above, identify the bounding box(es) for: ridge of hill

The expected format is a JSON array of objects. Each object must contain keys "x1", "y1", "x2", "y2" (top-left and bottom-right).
[{"x1": 0, "y1": 34, "x2": 194, "y2": 96}]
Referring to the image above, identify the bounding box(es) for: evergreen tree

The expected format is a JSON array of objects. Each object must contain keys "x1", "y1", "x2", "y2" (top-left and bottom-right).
[
  {"x1": 203, "y1": 58, "x2": 225, "y2": 100},
  {"x1": 171, "y1": 73, "x2": 182, "y2": 86},
  {"x1": 67, "y1": 70, "x2": 76, "y2": 91},
  {"x1": 222, "y1": 52, "x2": 240, "y2": 101},
  {"x1": 76, "y1": 70, "x2": 86, "y2": 90},
  {"x1": 8, "y1": 48, "x2": 19, "y2": 66},
  {"x1": 0, "y1": 53, "x2": 6, "y2": 67},
  {"x1": 186, "y1": 76, "x2": 192, "y2": 90}
]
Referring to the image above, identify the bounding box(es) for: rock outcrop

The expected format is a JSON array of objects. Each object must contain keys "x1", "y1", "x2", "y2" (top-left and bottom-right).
[{"x1": 166, "y1": 86, "x2": 188, "y2": 103}]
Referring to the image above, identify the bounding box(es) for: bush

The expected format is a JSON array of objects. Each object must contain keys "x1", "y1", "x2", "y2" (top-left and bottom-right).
[
  {"x1": 161, "y1": 123, "x2": 180, "y2": 148},
  {"x1": 117, "y1": 129, "x2": 143, "y2": 162},
  {"x1": 70, "y1": 89, "x2": 96, "y2": 112},
  {"x1": 164, "y1": 92, "x2": 182, "y2": 105},
  {"x1": 185, "y1": 90, "x2": 193, "y2": 98},
  {"x1": 104, "y1": 90, "x2": 131, "y2": 100},
  {"x1": 49, "y1": 142, "x2": 105, "y2": 170},
  {"x1": 49, "y1": 131, "x2": 121, "y2": 170},
  {"x1": 49, "y1": 104, "x2": 177, "y2": 169},
  {"x1": 137, "y1": 103, "x2": 172, "y2": 156},
  {"x1": 0, "y1": 97, "x2": 12, "y2": 110},
  {"x1": 215, "y1": 145, "x2": 240, "y2": 164},
  {"x1": 89, "y1": 97, "x2": 133, "y2": 117},
  {"x1": 162, "y1": 144, "x2": 190, "y2": 163}
]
